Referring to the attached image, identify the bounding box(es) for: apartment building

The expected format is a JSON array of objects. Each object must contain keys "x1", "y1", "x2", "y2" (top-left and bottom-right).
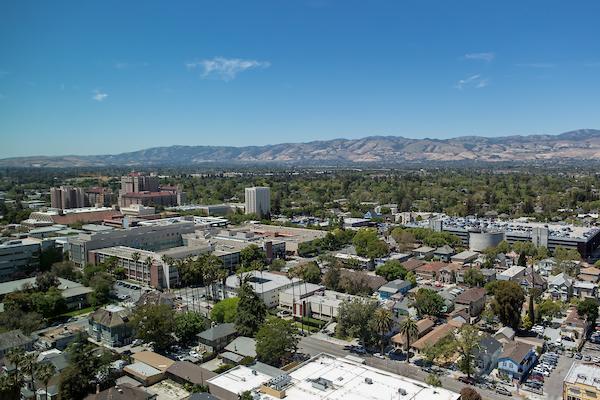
[
  {"x1": 245, "y1": 187, "x2": 270, "y2": 218},
  {"x1": 564, "y1": 362, "x2": 600, "y2": 400}
]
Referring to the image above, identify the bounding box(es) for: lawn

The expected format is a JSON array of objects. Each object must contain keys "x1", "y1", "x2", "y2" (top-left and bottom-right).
[{"x1": 60, "y1": 306, "x2": 96, "y2": 317}]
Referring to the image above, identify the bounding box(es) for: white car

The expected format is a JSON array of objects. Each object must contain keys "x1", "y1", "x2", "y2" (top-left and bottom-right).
[
  {"x1": 189, "y1": 350, "x2": 200, "y2": 358},
  {"x1": 373, "y1": 353, "x2": 385, "y2": 359}
]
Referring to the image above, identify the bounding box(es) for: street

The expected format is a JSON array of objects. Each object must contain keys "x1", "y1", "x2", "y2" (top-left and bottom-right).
[{"x1": 299, "y1": 335, "x2": 513, "y2": 400}]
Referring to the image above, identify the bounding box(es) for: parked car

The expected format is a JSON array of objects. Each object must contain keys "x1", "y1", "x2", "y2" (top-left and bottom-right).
[
  {"x1": 496, "y1": 387, "x2": 512, "y2": 396},
  {"x1": 373, "y1": 353, "x2": 385, "y2": 359}
]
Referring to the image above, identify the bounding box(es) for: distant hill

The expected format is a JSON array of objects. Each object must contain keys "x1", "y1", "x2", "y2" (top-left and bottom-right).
[{"x1": 2, "y1": 129, "x2": 600, "y2": 167}]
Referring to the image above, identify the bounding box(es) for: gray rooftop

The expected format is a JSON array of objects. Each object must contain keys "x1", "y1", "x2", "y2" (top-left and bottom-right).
[{"x1": 197, "y1": 323, "x2": 236, "y2": 342}]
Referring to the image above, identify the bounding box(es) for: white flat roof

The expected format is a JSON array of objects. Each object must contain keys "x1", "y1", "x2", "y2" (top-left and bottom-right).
[
  {"x1": 226, "y1": 271, "x2": 300, "y2": 293},
  {"x1": 208, "y1": 365, "x2": 272, "y2": 395},
  {"x1": 276, "y1": 355, "x2": 460, "y2": 400}
]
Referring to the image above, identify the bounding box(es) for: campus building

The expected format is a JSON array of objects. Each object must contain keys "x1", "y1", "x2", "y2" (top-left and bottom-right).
[
  {"x1": 0, "y1": 238, "x2": 55, "y2": 282},
  {"x1": 245, "y1": 187, "x2": 271, "y2": 217},
  {"x1": 405, "y1": 215, "x2": 600, "y2": 258},
  {"x1": 67, "y1": 220, "x2": 196, "y2": 267}
]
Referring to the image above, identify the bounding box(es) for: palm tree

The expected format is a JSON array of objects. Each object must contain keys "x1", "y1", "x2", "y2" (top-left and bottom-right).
[
  {"x1": 35, "y1": 363, "x2": 56, "y2": 400},
  {"x1": 372, "y1": 308, "x2": 393, "y2": 354},
  {"x1": 398, "y1": 316, "x2": 419, "y2": 363},
  {"x1": 131, "y1": 252, "x2": 141, "y2": 281}
]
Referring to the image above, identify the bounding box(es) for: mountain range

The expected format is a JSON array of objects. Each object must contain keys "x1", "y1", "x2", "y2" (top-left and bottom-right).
[{"x1": 3, "y1": 129, "x2": 600, "y2": 167}]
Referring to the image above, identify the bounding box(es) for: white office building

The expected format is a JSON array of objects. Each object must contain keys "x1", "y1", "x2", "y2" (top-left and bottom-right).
[
  {"x1": 216, "y1": 270, "x2": 301, "y2": 308},
  {"x1": 245, "y1": 187, "x2": 271, "y2": 218}
]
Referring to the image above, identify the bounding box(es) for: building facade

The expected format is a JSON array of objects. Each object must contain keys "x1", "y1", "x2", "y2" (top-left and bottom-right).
[{"x1": 245, "y1": 187, "x2": 270, "y2": 218}]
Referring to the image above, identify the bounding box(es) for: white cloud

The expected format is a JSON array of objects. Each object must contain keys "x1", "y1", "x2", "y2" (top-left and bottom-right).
[
  {"x1": 455, "y1": 74, "x2": 489, "y2": 89},
  {"x1": 464, "y1": 52, "x2": 495, "y2": 62},
  {"x1": 92, "y1": 90, "x2": 108, "y2": 102},
  {"x1": 516, "y1": 62, "x2": 555, "y2": 68},
  {"x1": 186, "y1": 57, "x2": 271, "y2": 81}
]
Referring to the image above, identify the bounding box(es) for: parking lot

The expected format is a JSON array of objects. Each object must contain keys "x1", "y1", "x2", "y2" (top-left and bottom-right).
[
  {"x1": 540, "y1": 351, "x2": 576, "y2": 399},
  {"x1": 113, "y1": 280, "x2": 143, "y2": 303}
]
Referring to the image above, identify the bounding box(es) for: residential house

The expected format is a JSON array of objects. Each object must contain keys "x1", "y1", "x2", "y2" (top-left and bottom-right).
[
  {"x1": 377, "y1": 279, "x2": 412, "y2": 300},
  {"x1": 411, "y1": 324, "x2": 455, "y2": 354},
  {"x1": 548, "y1": 273, "x2": 573, "y2": 301},
  {"x1": 519, "y1": 270, "x2": 547, "y2": 292},
  {"x1": 494, "y1": 326, "x2": 516, "y2": 344},
  {"x1": 0, "y1": 329, "x2": 34, "y2": 359},
  {"x1": 454, "y1": 287, "x2": 486, "y2": 320},
  {"x1": 224, "y1": 336, "x2": 257, "y2": 359},
  {"x1": 434, "y1": 245, "x2": 455, "y2": 262},
  {"x1": 579, "y1": 266, "x2": 600, "y2": 283},
  {"x1": 197, "y1": 323, "x2": 237, "y2": 352},
  {"x1": 415, "y1": 262, "x2": 446, "y2": 281},
  {"x1": 88, "y1": 305, "x2": 133, "y2": 347},
  {"x1": 390, "y1": 318, "x2": 434, "y2": 351},
  {"x1": 535, "y1": 258, "x2": 557, "y2": 277},
  {"x1": 451, "y1": 250, "x2": 479, "y2": 265},
  {"x1": 481, "y1": 268, "x2": 497, "y2": 283},
  {"x1": 497, "y1": 341, "x2": 537, "y2": 382},
  {"x1": 474, "y1": 336, "x2": 503, "y2": 377},
  {"x1": 497, "y1": 265, "x2": 526, "y2": 282},
  {"x1": 438, "y1": 263, "x2": 461, "y2": 284},
  {"x1": 574, "y1": 280, "x2": 597, "y2": 299},
  {"x1": 124, "y1": 351, "x2": 175, "y2": 386},
  {"x1": 401, "y1": 258, "x2": 426, "y2": 272},
  {"x1": 412, "y1": 246, "x2": 435, "y2": 259},
  {"x1": 166, "y1": 361, "x2": 216, "y2": 388},
  {"x1": 85, "y1": 384, "x2": 156, "y2": 400}
]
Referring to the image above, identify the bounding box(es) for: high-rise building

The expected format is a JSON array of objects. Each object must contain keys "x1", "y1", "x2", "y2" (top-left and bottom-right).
[
  {"x1": 120, "y1": 173, "x2": 160, "y2": 194},
  {"x1": 50, "y1": 186, "x2": 86, "y2": 209},
  {"x1": 245, "y1": 186, "x2": 271, "y2": 217}
]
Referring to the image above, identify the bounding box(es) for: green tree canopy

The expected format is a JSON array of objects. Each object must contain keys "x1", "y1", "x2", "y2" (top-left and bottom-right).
[
  {"x1": 256, "y1": 318, "x2": 299, "y2": 366},
  {"x1": 129, "y1": 304, "x2": 176, "y2": 352},
  {"x1": 336, "y1": 298, "x2": 378, "y2": 345},
  {"x1": 463, "y1": 268, "x2": 485, "y2": 288},
  {"x1": 375, "y1": 260, "x2": 407, "y2": 281},
  {"x1": 490, "y1": 281, "x2": 525, "y2": 329},
  {"x1": 413, "y1": 288, "x2": 445, "y2": 318},
  {"x1": 235, "y1": 282, "x2": 266, "y2": 337},
  {"x1": 175, "y1": 311, "x2": 207, "y2": 344},
  {"x1": 211, "y1": 297, "x2": 240, "y2": 323}
]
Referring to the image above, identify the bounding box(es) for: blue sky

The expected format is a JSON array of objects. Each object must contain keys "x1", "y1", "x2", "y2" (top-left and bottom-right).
[{"x1": 1, "y1": 1, "x2": 600, "y2": 157}]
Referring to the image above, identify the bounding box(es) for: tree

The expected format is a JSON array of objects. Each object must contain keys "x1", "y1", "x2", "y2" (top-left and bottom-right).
[
  {"x1": 256, "y1": 318, "x2": 299, "y2": 366},
  {"x1": 538, "y1": 299, "x2": 563, "y2": 322},
  {"x1": 577, "y1": 298, "x2": 599, "y2": 326},
  {"x1": 130, "y1": 304, "x2": 176, "y2": 352},
  {"x1": 59, "y1": 333, "x2": 113, "y2": 400},
  {"x1": 235, "y1": 282, "x2": 266, "y2": 337},
  {"x1": 270, "y1": 258, "x2": 286, "y2": 272},
  {"x1": 295, "y1": 262, "x2": 322, "y2": 284},
  {"x1": 521, "y1": 313, "x2": 533, "y2": 331},
  {"x1": 460, "y1": 387, "x2": 482, "y2": 400},
  {"x1": 413, "y1": 288, "x2": 445, "y2": 317},
  {"x1": 463, "y1": 269, "x2": 484, "y2": 288},
  {"x1": 376, "y1": 260, "x2": 407, "y2": 281},
  {"x1": 240, "y1": 244, "x2": 266, "y2": 268},
  {"x1": 517, "y1": 252, "x2": 527, "y2": 267},
  {"x1": 398, "y1": 316, "x2": 419, "y2": 363},
  {"x1": 35, "y1": 362, "x2": 56, "y2": 400},
  {"x1": 455, "y1": 325, "x2": 480, "y2": 379},
  {"x1": 490, "y1": 281, "x2": 525, "y2": 329},
  {"x1": 336, "y1": 299, "x2": 378, "y2": 345},
  {"x1": 240, "y1": 391, "x2": 253, "y2": 400},
  {"x1": 35, "y1": 272, "x2": 59, "y2": 292},
  {"x1": 211, "y1": 297, "x2": 240, "y2": 323},
  {"x1": 422, "y1": 334, "x2": 456, "y2": 365},
  {"x1": 323, "y1": 264, "x2": 341, "y2": 291},
  {"x1": 405, "y1": 271, "x2": 417, "y2": 286},
  {"x1": 352, "y1": 228, "x2": 389, "y2": 259},
  {"x1": 425, "y1": 373, "x2": 442, "y2": 387},
  {"x1": 370, "y1": 308, "x2": 393, "y2": 354},
  {"x1": 175, "y1": 311, "x2": 207, "y2": 344}
]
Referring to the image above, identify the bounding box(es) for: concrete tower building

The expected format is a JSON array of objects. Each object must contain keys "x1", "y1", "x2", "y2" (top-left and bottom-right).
[{"x1": 245, "y1": 187, "x2": 271, "y2": 218}]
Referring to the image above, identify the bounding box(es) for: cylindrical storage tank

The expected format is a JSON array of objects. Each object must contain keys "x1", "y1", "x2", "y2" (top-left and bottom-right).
[{"x1": 469, "y1": 231, "x2": 505, "y2": 252}]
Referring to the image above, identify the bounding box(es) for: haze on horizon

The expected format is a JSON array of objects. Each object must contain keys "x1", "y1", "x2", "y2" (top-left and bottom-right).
[{"x1": 1, "y1": 0, "x2": 600, "y2": 158}]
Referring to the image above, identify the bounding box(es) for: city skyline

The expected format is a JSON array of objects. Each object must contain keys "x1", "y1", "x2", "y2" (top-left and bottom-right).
[{"x1": 2, "y1": 0, "x2": 600, "y2": 158}]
